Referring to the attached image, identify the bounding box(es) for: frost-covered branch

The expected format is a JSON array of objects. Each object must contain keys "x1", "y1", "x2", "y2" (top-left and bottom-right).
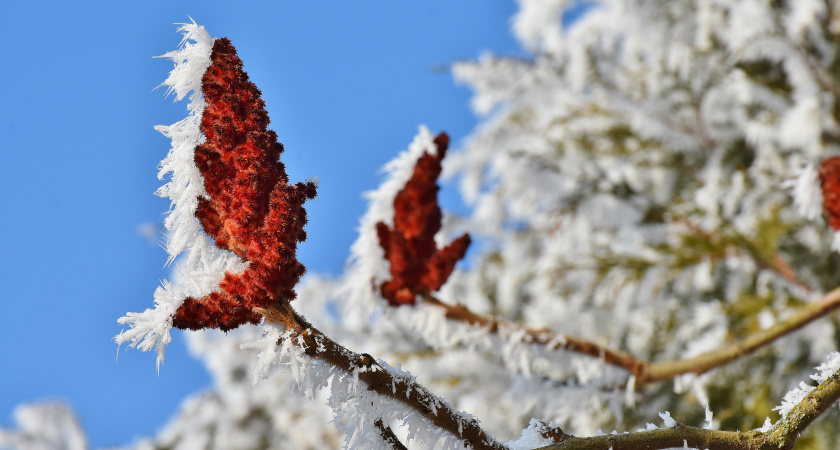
[
  {"x1": 256, "y1": 301, "x2": 505, "y2": 450},
  {"x1": 424, "y1": 285, "x2": 840, "y2": 386},
  {"x1": 422, "y1": 294, "x2": 646, "y2": 379},
  {"x1": 641, "y1": 286, "x2": 840, "y2": 384},
  {"x1": 534, "y1": 354, "x2": 840, "y2": 450},
  {"x1": 536, "y1": 423, "x2": 751, "y2": 450},
  {"x1": 374, "y1": 419, "x2": 408, "y2": 450}
]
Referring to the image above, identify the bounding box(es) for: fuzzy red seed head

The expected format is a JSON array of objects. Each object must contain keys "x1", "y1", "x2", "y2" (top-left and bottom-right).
[
  {"x1": 820, "y1": 156, "x2": 840, "y2": 231},
  {"x1": 173, "y1": 38, "x2": 317, "y2": 331},
  {"x1": 377, "y1": 133, "x2": 471, "y2": 306}
]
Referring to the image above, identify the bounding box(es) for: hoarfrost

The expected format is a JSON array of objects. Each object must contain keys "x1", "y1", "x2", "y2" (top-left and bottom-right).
[
  {"x1": 115, "y1": 22, "x2": 247, "y2": 371},
  {"x1": 787, "y1": 163, "x2": 823, "y2": 221},
  {"x1": 658, "y1": 411, "x2": 676, "y2": 428},
  {"x1": 773, "y1": 352, "x2": 840, "y2": 419}
]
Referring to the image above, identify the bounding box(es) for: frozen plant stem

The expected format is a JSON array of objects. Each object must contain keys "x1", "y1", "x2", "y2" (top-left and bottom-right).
[
  {"x1": 641, "y1": 286, "x2": 840, "y2": 383},
  {"x1": 256, "y1": 302, "x2": 505, "y2": 450},
  {"x1": 425, "y1": 285, "x2": 840, "y2": 385},
  {"x1": 374, "y1": 419, "x2": 408, "y2": 450},
  {"x1": 533, "y1": 362, "x2": 840, "y2": 450},
  {"x1": 259, "y1": 298, "x2": 840, "y2": 450}
]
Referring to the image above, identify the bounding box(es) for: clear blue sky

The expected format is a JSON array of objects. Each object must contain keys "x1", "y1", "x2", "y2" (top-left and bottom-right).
[{"x1": 0, "y1": 1, "x2": 525, "y2": 447}]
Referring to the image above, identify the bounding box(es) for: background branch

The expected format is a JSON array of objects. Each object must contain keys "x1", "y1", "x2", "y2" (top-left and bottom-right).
[
  {"x1": 535, "y1": 362, "x2": 840, "y2": 450},
  {"x1": 425, "y1": 286, "x2": 840, "y2": 385}
]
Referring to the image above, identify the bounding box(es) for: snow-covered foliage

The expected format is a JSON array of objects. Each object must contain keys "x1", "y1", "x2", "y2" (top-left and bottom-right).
[
  {"x1": 439, "y1": 0, "x2": 840, "y2": 435},
  {"x1": 0, "y1": 402, "x2": 87, "y2": 450},
  {"x1": 88, "y1": 0, "x2": 840, "y2": 448}
]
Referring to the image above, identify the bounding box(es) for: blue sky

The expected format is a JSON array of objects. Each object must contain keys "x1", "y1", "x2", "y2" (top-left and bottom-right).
[{"x1": 0, "y1": 1, "x2": 526, "y2": 447}]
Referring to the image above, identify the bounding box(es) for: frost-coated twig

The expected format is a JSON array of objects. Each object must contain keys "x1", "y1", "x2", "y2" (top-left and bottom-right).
[
  {"x1": 425, "y1": 286, "x2": 840, "y2": 385},
  {"x1": 422, "y1": 294, "x2": 646, "y2": 378},
  {"x1": 533, "y1": 361, "x2": 840, "y2": 450},
  {"x1": 258, "y1": 301, "x2": 506, "y2": 450},
  {"x1": 642, "y1": 286, "x2": 840, "y2": 383},
  {"x1": 374, "y1": 419, "x2": 408, "y2": 450}
]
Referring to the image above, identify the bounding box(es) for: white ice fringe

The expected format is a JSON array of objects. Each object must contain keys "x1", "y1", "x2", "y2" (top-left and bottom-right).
[
  {"x1": 115, "y1": 21, "x2": 247, "y2": 371},
  {"x1": 241, "y1": 324, "x2": 481, "y2": 449},
  {"x1": 772, "y1": 351, "x2": 840, "y2": 420},
  {"x1": 787, "y1": 163, "x2": 824, "y2": 221},
  {"x1": 505, "y1": 419, "x2": 561, "y2": 450}
]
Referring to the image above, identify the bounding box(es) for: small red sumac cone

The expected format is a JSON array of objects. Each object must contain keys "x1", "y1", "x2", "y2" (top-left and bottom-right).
[
  {"x1": 173, "y1": 38, "x2": 317, "y2": 331},
  {"x1": 820, "y1": 156, "x2": 840, "y2": 232},
  {"x1": 377, "y1": 133, "x2": 471, "y2": 306}
]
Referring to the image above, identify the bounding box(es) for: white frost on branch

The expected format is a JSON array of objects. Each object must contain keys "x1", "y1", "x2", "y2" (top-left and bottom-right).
[
  {"x1": 115, "y1": 21, "x2": 247, "y2": 371},
  {"x1": 658, "y1": 411, "x2": 676, "y2": 428},
  {"x1": 504, "y1": 419, "x2": 561, "y2": 450},
  {"x1": 787, "y1": 163, "x2": 824, "y2": 221},
  {"x1": 129, "y1": 325, "x2": 339, "y2": 450},
  {"x1": 703, "y1": 403, "x2": 715, "y2": 430},
  {"x1": 238, "y1": 320, "x2": 484, "y2": 449},
  {"x1": 773, "y1": 351, "x2": 840, "y2": 419}
]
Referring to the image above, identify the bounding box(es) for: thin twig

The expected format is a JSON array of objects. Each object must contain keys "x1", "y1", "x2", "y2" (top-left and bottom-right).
[
  {"x1": 375, "y1": 418, "x2": 408, "y2": 450},
  {"x1": 422, "y1": 295, "x2": 646, "y2": 377},
  {"x1": 425, "y1": 286, "x2": 840, "y2": 385}
]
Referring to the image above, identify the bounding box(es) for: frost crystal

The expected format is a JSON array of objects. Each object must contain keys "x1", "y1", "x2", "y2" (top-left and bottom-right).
[
  {"x1": 773, "y1": 352, "x2": 840, "y2": 419},
  {"x1": 505, "y1": 419, "x2": 559, "y2": 450},
  {"x1": 703, "y1": 403, "x2": 714, "y2": 430},
  {"x1": 115, "y1": 21, "x2": 232, "y2": 370},
  {"x1": 659, "y1": 411, "x2": 676, "y2": 428},
  {"x1": 788, "y1": 164, "x2": 823, "y2": 221}
]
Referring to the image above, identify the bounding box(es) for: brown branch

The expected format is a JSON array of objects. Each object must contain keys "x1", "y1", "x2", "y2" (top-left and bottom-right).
[
  {"x1": 424, "y1": 286, "x2": 840, "y2": 385},
  {"x1": 641, "y1": 286, "x2": 840, "y2": 383},
  {"x1": 375, "y1": 418, "x2": 408, "y2": 450},
  {"x1": 534, "y1": 362, "x2": 840, "y2": 450},
  {"x1": 257, "y1": 301, "x2": 505, "y2": 450},
  {"x1": 536, "y1": 424, "x2": 753, "y2": 450},
  {"x1": 765, "y1": 361, "x2": 840, "y2": 447},
  {"x1": 422, "y1": 295, "x2": 646, "y2": 378}
]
